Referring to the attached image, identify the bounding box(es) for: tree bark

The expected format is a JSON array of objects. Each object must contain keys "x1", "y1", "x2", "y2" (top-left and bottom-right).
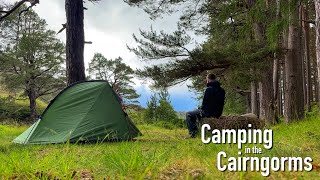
[
  {"x1": 259, "y1": 63, "x2": 275, "y2": 124},
  {"x1": 302, "y1": 5, "x2": 312, "y2": 111},
  {"x1": 26, "y1": 80, "x2": 37, "y2": 120},
  {"x1": 273, "y1": 54, "x2": 279, "y2": 120},
  {"x1": 278, "y1": 63, "x2": 284, "y2": 116},
  {"x1": 284, "y1": 0, "x2": 304, "y2": 123},
  {"x1": 65, "y1": 0, "x2": 86, "y2": 85},
  {"x1": 309, "y1": 19, "x2": 318, "y2": 102},
  {"x1": 300, "y1": 4, "x2": 307, "y2": 107},
  {"x1": 251, "y1": 81, "x2": 258, "y2": 116},
  {"x1": 273, "y1": 0, "x2": 280, "y2": 118},
  {"x1": 313, "y1": 58, "x2": 319, "y2": 102},
  {"x1": 315, "y1": 0, "x2": 320, "y2": 104},
  {"x1": 282, "y1": 28, "x2": 288, "y2": 117},
  {"x1": 246, "y1": 94, "x2": 251, "y2": 113}
]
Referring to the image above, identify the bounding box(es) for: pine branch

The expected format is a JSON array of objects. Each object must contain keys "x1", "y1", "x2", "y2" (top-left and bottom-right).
[
  {"x1": 0, "y1": 0, "x2": 28, "y2": 22},
  {"x1": 0, "y1": 0, "x2": 39, "y2": 22},
  {"x1": 19, "y1": 0, "x2": 39, "y2": 17}
]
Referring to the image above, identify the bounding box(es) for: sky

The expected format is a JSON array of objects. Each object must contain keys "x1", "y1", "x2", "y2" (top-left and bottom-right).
[{"x1": 18, "y1": 0, "x2": 206, "y2": 111}]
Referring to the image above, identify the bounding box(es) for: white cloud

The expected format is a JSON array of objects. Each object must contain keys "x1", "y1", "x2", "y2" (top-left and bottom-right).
[{"x1": 31, "y1": 0, "x2": 183, "y2": 70}]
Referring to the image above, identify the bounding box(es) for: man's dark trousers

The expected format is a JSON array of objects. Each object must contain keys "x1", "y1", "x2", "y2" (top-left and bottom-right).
[{"x1": 186, "y1": 109, "x2": 202, "y2": 136}]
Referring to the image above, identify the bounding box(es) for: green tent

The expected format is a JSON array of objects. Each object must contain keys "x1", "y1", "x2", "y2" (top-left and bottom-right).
[{"x1": 13, "y1": 80, "x2": 141, "y2": 144}]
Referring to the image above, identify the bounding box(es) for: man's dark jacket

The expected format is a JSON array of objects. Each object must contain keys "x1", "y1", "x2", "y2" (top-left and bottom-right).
[{"x1": 201, "y1": 80, "x2": 225, "y2": 118}]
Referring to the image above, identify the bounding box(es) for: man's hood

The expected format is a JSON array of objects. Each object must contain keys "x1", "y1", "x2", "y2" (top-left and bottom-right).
[{"x1": 207, "y1": 80, "x2": 220, "y2": 88}]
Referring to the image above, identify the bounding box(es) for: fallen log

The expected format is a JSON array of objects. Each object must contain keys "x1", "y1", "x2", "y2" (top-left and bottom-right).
[{"x1": 200, "y1": 113, "x2": 265, "y2": 130}]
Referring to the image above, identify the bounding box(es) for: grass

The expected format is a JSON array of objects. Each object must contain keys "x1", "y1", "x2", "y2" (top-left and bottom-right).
[{"x1": 0, "y1": 117, "x2": 320, "y2": 179}]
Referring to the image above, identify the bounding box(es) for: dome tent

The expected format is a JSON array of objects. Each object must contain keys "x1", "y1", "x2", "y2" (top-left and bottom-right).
[{"x1": 13, "y1": 80, "x2": 141, "y2": 144}]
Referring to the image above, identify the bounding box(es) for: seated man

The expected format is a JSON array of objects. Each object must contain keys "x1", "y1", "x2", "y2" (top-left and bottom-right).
[{"x1": 186, "y1": 73, "x2": 225, "y2": 138}]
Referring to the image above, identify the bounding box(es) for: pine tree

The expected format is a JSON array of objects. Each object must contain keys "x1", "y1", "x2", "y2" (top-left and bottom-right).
[
  {"x1": 143, "y1": 90, "x2": 178, "y2": 123},
  {"x1": 0, "y1": 8, "x2": 65, "y2": 120},
  {"x1": 156, "y1": 89, "x2": 178, "y2": 121},
  {"x1": 143, "y1": 93, "x2": 158, "y2": 122},
  {"x1": 88, "y1": 53, "x2": 140, "y2": 105}
]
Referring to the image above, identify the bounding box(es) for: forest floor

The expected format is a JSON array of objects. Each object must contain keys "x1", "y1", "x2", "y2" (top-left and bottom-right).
[{"x1": 0, "y1": 117, "x2": 320, "y2": 179}]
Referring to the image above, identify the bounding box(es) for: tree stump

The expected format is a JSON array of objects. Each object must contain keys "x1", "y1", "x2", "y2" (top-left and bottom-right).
[{"x1": 200, "y1": 113, "x2": 265, "y2": 130}]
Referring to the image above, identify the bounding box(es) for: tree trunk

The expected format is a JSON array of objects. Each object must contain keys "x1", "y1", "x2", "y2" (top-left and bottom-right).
[
  {"x1": 259, "y1": 82, "x2": 263, "y2": 116},
  {"x1": 302, "y1": 5, "x2": 312, "y2": 111},
  {"x1": 27, "y1": 80, "x2": 37, "y2": 120},
  {"x1": 278, "y1": 63, "x2": 283, "y2": 116},
  {"x1": 65, "y1": 0, "x2": 86, "y2": 85},
  {"x1": 312, "y1": 46, "x2": 319, "y2": 102},
  {"x1": 259, "y1": 63, "x2": 275, "y2": 124},
  {"x1": 282, "y1": 28, "x2": 288, "y2": 117},
  {"x1": 284, "y1": 0, "x2": 304, "y2": 123},
  {"x1": 251, "y1": 81, "x2": 258, "y2": 116},
  {"x1": 247, "y1": 0, "x2": 259, "y2": 117},
  {"x1": 246, "y1": 94, "x2": 251, "y2": 113},
  {"x1": 273, "y1": 54, "x2": 279, "y2": 121},
  {"x1": 299, "y1": 5, "x2": 307, "y2": 108},
  {"x1": 313, "y1": 59, "x2": 319, "y2": 102},
  {"x1": 252, "y1": 14, "x2": 274, "y2": 123},
  {"x1": 258, "y1": 0, "x2": 276, "y2": 123},
  {"x1": 315, "y1": 0, "x2": 320, "y2": 104},
  {"x1": 273, "y1": 0, "x2": 280, "y2": 116}
]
